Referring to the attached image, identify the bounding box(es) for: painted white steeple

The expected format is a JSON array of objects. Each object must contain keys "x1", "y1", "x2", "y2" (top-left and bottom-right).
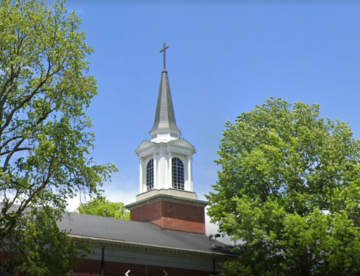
[{"x1": 135, "y1": 43, "x2": 197, "y2": 201}]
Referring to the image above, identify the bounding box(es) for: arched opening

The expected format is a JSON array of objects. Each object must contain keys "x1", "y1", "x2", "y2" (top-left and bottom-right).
[
  {"x1": 172, "y1": 157, "x2": 184, "y2": 190},
  {"x1": 146, "y1": 159, "x2": 154, "y2": 191}
]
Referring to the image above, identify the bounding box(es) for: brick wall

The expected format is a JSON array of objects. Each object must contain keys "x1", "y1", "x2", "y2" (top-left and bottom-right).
[{"x1": 130, "y1": 200, "x2": 205, "y2": 234}]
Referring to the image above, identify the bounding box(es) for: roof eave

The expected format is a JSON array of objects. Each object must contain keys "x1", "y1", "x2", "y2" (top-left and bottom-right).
[{"x1": 69, "y1": 234, "x2": 238, "y2": 259}]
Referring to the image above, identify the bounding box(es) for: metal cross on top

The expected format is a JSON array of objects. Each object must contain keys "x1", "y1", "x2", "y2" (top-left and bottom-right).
[{"x1": 159, "y1": 42, "x2": 169, "y2": 69}]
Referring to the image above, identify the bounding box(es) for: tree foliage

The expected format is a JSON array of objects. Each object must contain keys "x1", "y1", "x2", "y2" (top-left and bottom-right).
[
  {"x1": 0, "y1": 0, "x2": 117, "y2": 274},
  {"x1": 1, "y1": 206, "x2": 90, "y2": 275},
  {"x1": 77, "y1": 196, "x2": 130, "y2": 220},
  {"x1": 207, "y1": 98, "x2": 360, "y2": 275}
]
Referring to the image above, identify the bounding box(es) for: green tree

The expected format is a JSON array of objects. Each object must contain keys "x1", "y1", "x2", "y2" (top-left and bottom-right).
[
  {"x1": 1, "y1": 206, "x2": 91, "y2": 275},
  {"x1": 207, "y1": 98, "x2": 360, "y2": 276},
  {"x1": 0, "y1": 0, "x2": 117, "y2": 274},
  {"x1": 77, "y1": 196, "x2": 130, "y2": 220}
]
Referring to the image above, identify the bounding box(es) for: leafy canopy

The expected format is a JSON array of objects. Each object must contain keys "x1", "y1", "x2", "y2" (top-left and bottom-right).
[
  {"x1": 77, "y1": 196, "x2": 130, "y2": 220},
  {"x1": 1, "y1": 206, "x2": 91, "y2": 275},
  {"x1": 0, "y1": 0, "x2": 117, "y2": 274},
  {"x1": 207, "y1": 98, "x2": 360, "y2": 276}
]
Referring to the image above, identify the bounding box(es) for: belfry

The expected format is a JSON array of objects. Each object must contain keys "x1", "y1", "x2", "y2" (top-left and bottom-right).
[{"x1": 126, "y1": 43, "x2": 207, "y2": 234}]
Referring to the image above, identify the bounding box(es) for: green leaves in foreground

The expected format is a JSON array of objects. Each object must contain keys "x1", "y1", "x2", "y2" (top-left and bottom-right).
[
  {"x1": 1, "y1": 207, "x2": 90, "y2": 275},
  {"x1": 207, "y1": 98, "x2": 360, "y2": 275},
  {"x1": 0, "y1": 0, "x2": 117, "y2": 273}
]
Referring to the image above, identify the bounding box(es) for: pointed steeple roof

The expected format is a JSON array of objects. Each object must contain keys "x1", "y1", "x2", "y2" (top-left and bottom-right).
[{"x1": 150, "y1": 69, "x2": 181, "y2": 137}]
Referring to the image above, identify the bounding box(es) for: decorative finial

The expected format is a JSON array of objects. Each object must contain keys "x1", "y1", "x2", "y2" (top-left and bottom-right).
[{"x1": 159, "y1": 42, "x2": 169, "y2": 70}]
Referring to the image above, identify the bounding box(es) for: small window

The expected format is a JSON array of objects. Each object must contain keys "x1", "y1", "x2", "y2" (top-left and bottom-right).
[
  {"x1": 147, "y1": 159, "x2": 154, "y2": 191},
  {"x1": 172, "y1": 157, "x2": 184, "y2": 190}
]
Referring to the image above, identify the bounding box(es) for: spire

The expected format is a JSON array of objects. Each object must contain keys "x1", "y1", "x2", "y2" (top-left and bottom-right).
[
  {"x1": 150, "y1": 70, "x2": 181, "y2": 139},
  {"x1": 150, "y1": 43, "x2": 181, "y2": 142}
]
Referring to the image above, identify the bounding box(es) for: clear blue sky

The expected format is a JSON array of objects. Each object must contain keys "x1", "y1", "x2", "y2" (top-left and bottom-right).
[{"x1": 52, "y1": 1, "x2": 360, "y2": 222}]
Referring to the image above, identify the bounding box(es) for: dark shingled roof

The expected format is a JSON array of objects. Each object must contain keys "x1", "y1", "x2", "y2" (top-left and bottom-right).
[
  {"x1": 58, "y1": 212, "x2": 238, "y2": 256},
  {"x1": 150, "y1": 70, "x2": 181, "y2": 135}
]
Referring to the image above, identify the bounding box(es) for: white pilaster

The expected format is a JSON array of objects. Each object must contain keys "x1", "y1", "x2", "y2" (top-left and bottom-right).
[
  {"x1": 187, "y1": 155, "x2": 192, "y2": 191},
  {"x1": 168, "y1": 151, "x2": 172, "y2": 188},
  {"x1": 189, "y1": 156, "x2": 193, "y2": 191},
  {"x1": 139, "y1": 157, "x2": 143, "y2": 193},
  {"x1": 153, "y1": 153, "x2": 157, "y2": 189}
]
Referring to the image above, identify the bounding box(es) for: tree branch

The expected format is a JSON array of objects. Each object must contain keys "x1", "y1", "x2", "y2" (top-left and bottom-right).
[{"x1": 0, "y1": 147, "x2": 33, "y2": 156}]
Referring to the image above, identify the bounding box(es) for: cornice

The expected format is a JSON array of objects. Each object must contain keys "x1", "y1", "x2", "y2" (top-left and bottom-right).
[
  {"x1": 136, "y1": 139, "x2": 195, "y2": 154},
  {"x1": 125, "y1": 193, "x2": 208, "y2": 210}
]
